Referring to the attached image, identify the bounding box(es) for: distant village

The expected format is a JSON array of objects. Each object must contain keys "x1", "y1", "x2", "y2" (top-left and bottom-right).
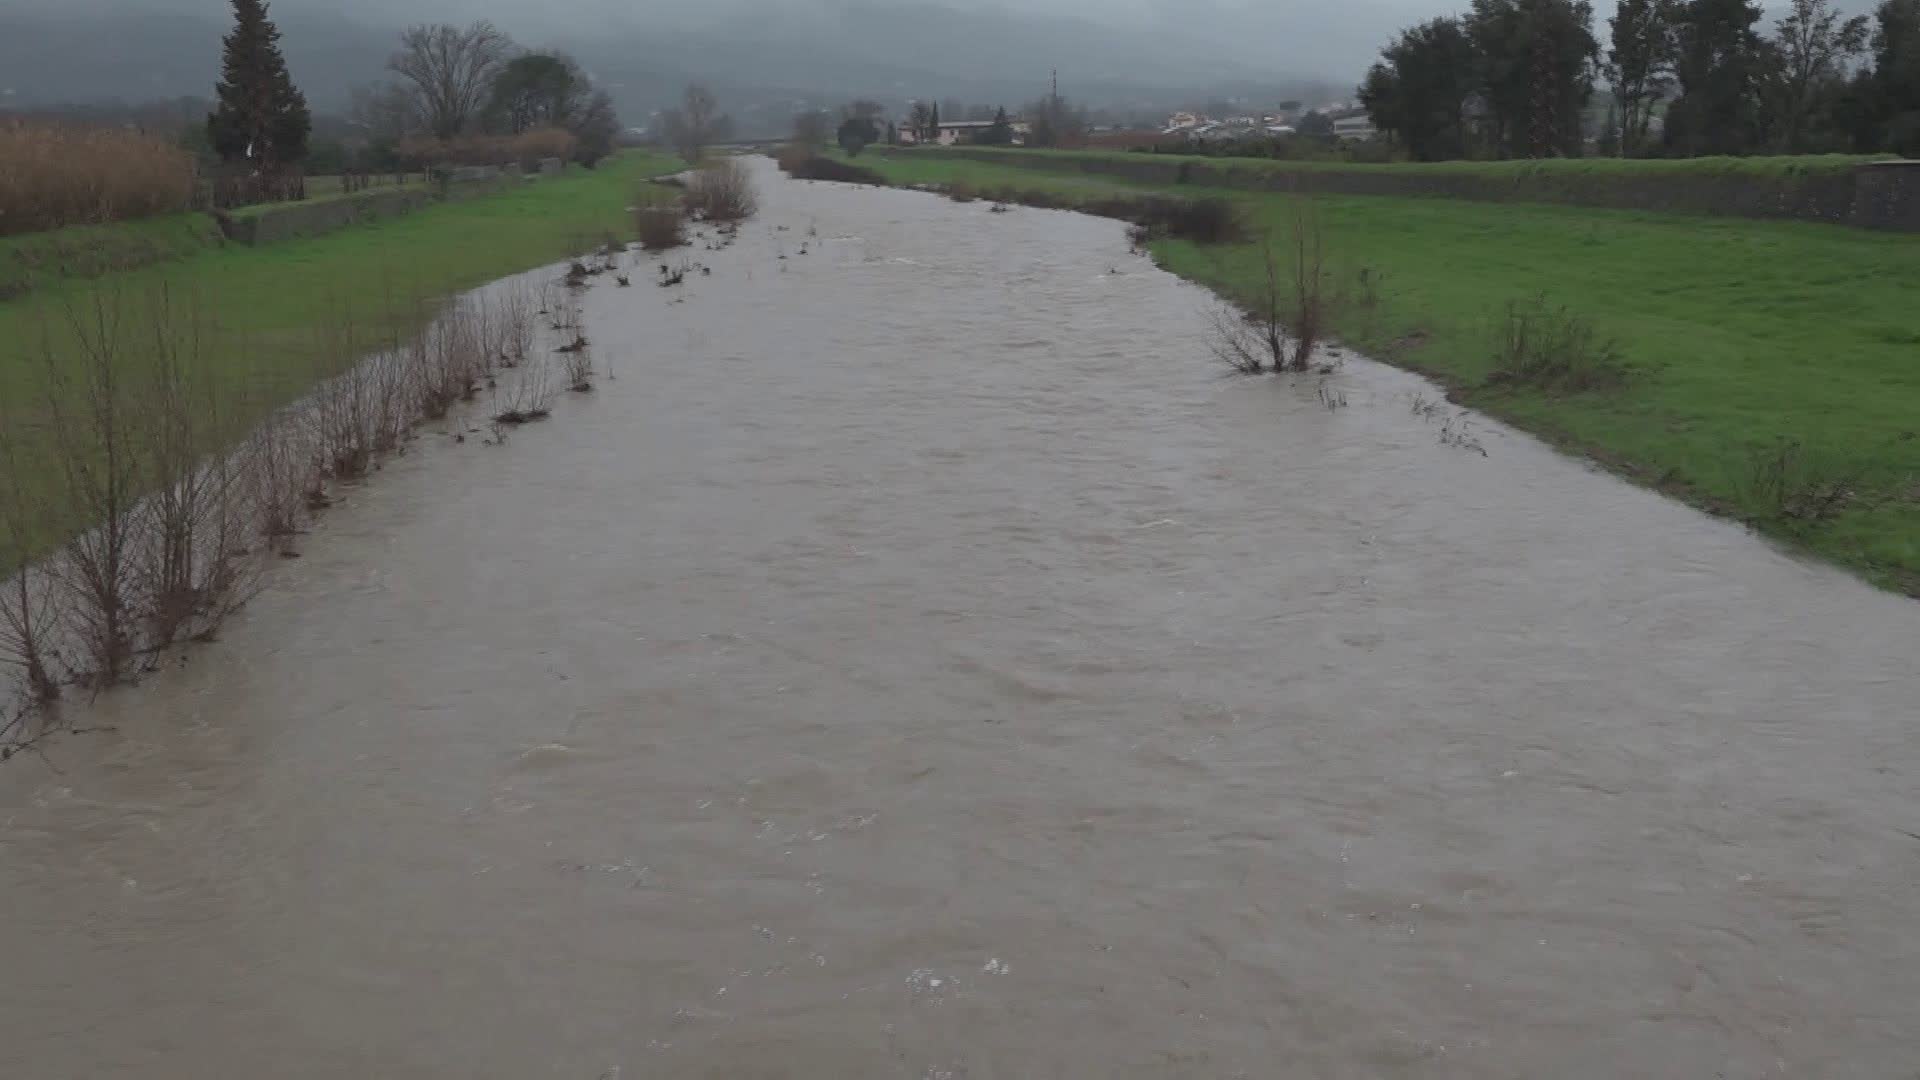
[{"x1": 888, "y1": 101, "x2": 1376, "y2": 150}]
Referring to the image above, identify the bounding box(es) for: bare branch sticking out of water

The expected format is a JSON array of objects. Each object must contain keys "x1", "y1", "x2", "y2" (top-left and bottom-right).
[
  {"x1": 2, "y1": 272, "x2": 551, "y2": 740},
  {"x1": 494, "y1": 350, "x2": 556, "y2": 425},
  {"x1": 635, "y1": 203, "x2": 690, "y2": 252},
  {"x1": 686, "y1": 158, "x2": 759, "y2": 223},
  {"x1": 0, "y1": 407, "x2": 63, "y2": 704},
  {"x1": 1207, "y1": 210, "x2": 1334, "y2": 376}
]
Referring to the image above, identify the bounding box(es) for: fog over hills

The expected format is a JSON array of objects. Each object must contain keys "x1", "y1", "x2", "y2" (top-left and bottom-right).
[
  {"x1": 0, "y1": 0, "x2": 1381, "y2": 121},
  {"x1": 3, "y1": 0, "x2": 1875, "y2": 126}
]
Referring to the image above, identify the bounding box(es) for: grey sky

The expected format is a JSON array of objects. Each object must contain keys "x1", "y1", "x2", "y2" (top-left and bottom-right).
[{"x1": 6, "y1": 0, "x2": 1510, "y2": 81}]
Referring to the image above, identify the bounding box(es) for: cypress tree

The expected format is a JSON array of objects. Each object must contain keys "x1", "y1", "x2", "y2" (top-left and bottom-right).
[{"x1": 207, "y1": 0, "x2": 311, "y2": 175}]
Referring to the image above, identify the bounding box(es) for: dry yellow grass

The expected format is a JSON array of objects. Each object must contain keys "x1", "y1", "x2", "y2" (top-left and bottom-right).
[{"x1": 0, "y1": 122, "x2": 197, "y2": 236}]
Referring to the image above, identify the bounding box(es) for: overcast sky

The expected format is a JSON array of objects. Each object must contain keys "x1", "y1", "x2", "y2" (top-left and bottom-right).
[{"x1": 5, "y1": 0, "x2": 1519, "y2": 79}]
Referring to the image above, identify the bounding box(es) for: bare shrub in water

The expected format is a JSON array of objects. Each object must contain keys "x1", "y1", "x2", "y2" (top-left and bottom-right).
[
  {"x1": 779, "y1": 156, "x2": 887, "y2": 186},
  {"x1": 0, "y1": 269, "x2": 562, "y2": 725},
  {"x1": 635, "y1": 202, "x2": 690, "y2": 251},
  {"x1": 495, "y1": 307, "x2": 559, "y2": 423},
  {"x1": 0, "y1": 402, "x2": 63, "y2": 704},
  {"x1": 245, "y1": 409, "x2": 317, "y2": 551},
  {"x1": 562, "y1": 344, "x2": 595, "y2": 392},
  {"x1": 494, "y1": 354, "x2": 556, "y2": 424},
  {"x1": 1209, "y1": 297, "x2": 1280, "y2": 376},
  {"x1": 32, "y1": 295, "x2": 145, "y2": 681},
  {"x1": 498, "y1": 282, "x2": 536, "y2": 367},
  {"x1": 1208, "y1": 204, "x2": 1333, "y2": 375},
  {"x1": 126, "y1": 293, "x2": 254, "y2": 647},
  {"x1": 686, "y1": 158, "x2": 759, "y2": 223},
  {"x1": 1283, "y1": 199, "x2": 1330, "y2": 371},
  {"x1": 313, "y1": 343, "x2": 379, "y2": 480},
  {"x1": 1486, "y1": 296, "x2": 1627, "y2": 393},
  {"x1": 406, "y1": 299, "x2": 497, "y2": 423}
]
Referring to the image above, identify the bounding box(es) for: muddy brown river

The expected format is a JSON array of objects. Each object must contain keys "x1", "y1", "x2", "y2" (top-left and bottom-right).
[{"x1": 4, "y1": 159, "x2": 1918, "y2": 1078}]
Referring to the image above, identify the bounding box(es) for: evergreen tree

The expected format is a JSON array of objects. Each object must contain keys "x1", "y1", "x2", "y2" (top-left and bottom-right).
[
  {"x1": 980, "y1": 107, "x2": 1015, "y2": 145},
  {"x1": 1607, "y1": 0, "x2": 1680, "y2": 155},
  {"x1": 1466, "y1": 0, "x2": 1601, "y2": 158},
  {"x1": 1666, "y1": 0, "x2": 1768, "y2": 155},
  {"x1": 487, "y1": 53, "x2": 585, "y2": 135},
  {"x1": 1865, "y1": 0, "x2": 1920, "y2": 152},
  {"x1": 1359, "y1": 16, "x2": 1480, "y2": 160},
  {"x1": 207, "y1": 0, "x2": 311, "y2": 174}
]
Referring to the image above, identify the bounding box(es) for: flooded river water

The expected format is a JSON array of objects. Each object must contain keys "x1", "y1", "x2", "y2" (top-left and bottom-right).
[{"x1": 4, "y1": 159, "x2": 1918, "y2": 1078}]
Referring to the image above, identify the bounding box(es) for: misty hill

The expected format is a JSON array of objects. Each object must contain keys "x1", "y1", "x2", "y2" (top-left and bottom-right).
[{"x1": 0, "y1": 1, "x2": 1343, "y2": 127}]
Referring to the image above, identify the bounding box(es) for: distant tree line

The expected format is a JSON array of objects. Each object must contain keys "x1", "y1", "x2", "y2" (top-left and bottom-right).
[
  {"x1": 192, "y1": 5, "x2": 624, "y2": 191},
  {"x1": 1359, "y1": 0, "x2": 1920, "y2": 159},
  {"x1": 351, "y1": 21, "x2": 621, "y2": 171},
  {"x1": 658, "y1": 83, "x2": 734, "y2": 162}
]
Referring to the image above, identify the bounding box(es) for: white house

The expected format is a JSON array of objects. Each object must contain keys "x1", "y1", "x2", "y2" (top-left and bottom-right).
[
  {"x1": 901, "y1": 119, "x2": 1030, "y2": 147},
  {"x1": 1332, "y1": 114, "x2": 1378, "y2": 141}
]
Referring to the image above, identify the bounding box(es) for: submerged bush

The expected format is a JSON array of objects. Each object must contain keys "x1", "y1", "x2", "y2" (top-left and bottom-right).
[
  {"x1": 634, "y1": 203, "x2": 689, "y2": 251},
  {"x1": 686, "y1": 158, "x2": 759, "y2": 222},
  {"x1": 1209, "y1": 208, "x2": 1332, "y2": 374},
  {"x1": 780, "y1": 156, "x2": 888, "y2": 186},
  {"x1": 977, "y1": 187, "x2": 1245, "y2": 246}
]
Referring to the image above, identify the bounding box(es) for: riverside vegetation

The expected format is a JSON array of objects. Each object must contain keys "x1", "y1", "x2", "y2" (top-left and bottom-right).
[
  {"x1": 0, "y1": 150, "x2": 731, "y2": 752},
  {"x1": 836, "y1": 147, "x2": 1920, "y2": 596}
]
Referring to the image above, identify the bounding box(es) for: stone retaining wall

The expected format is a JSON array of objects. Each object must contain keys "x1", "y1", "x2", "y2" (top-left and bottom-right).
[
  {"x1": 214, "y1": 168, "x2": 549, "y2": 246},
  {"x1": 216, "y1": 189, "x2": 435, "y2": 246}
]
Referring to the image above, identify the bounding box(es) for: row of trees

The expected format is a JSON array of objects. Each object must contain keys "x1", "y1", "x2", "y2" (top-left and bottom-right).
[
  {"x1": 353, "y1": 22, "x2": 620, "y2": 169},
  {"x1": 1359, "y1": 0, "x2": 1920, "y2": 160},
  {"x1": 202, "y1": 4, "x2": 624, "y2": 186}
]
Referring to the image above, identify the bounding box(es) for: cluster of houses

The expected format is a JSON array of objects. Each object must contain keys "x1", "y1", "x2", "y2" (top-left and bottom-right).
[
  {"x1": 859, "y1": 99, "x2": 1376, "y2": 151},
  {"x1": 896, "y1": 118, "x2": 1033, "y2": 147},
  {"x1": 1162, "y1": 106, "x2": 1376, "y2": 144}
]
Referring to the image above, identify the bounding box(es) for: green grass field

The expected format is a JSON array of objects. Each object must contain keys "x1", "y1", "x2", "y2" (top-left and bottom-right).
[
  {"x1": 0, "y1": 151, "x2": 682, "y2": 565},
  {"x1": 914, "y1": 145, "x2": 1895, "y2": 179},
  {"x1": 852, "y1": 149, "x2": 1920, "y2": 595},
  {"x1": 1, "y1": 213, "x2": 226, "y2": 299},
  {"x1": 228, "y1": 175, "x2": 432, "y2": 219}
]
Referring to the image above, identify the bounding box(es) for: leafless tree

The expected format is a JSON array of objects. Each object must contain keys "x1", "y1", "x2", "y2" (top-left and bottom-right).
[
  {"x1": 498, "y1": 281, "x2": 536, "y2": 366},
  {"x1": 245, "y1": 408, "x2": 315, "y2": 552},
  {"x1": 661, "y1": 83, "x2": 731, "y2": 162},
  {"x1": 1767, "y1": 0, "x2": 1870, "y2": 151},
  {"x1": 0, "y1": 397, "x2": 62, "y2": 704},
  {"x1": 789, "y1": 110, "x2": 831, "y2": 157},
  {"x1": 1283, "y1": 199, "x2": 1330, "y2": 371},
  {"x1": 36, "y1": 295, "x2": 144, "y2": 681},
  {"x1": 686, "y1": 157, "x2": 759, "y2": 222},
  {"x1": 1209, "y1": 204, "x2": 1331, "y2": 375},
  {"x1": 129, "y1": 291, "x2": 227, "y2": 647},
  {"x1": 388, "y1": 22, "x2": 514, "y2": 140},
  {"x1": 349, "y1": 81, "x2": 421, "y2": 146}
]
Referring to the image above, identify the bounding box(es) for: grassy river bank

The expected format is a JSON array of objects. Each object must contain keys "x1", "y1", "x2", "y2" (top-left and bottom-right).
[
  {"x1": 0, "y1": 151, "x2": 681, "y2": 566},
  {"x1": 846, "y1": 149, "x2": 1920, "y2": 596}
]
